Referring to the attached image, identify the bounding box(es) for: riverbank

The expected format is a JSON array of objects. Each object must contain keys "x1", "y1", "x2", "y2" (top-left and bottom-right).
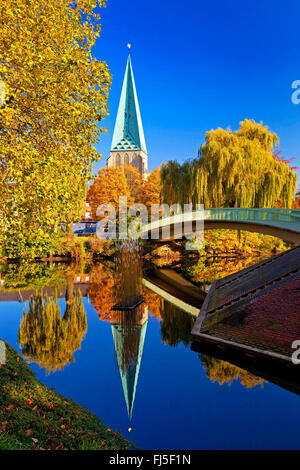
[
  {"x1": 0, "y1": 341, "x2": 133, "y2": 450},
  {"x1": 0, "y1": 236, "x2": 116, "y2": 264},
  {"x1": 1, "y1": 228, "x2": 293, "y2": 264}
]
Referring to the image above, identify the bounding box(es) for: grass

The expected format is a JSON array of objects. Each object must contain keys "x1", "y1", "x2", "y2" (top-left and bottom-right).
[{"x1": 0, "y1": 340, "x2": 133, "y2": 450}]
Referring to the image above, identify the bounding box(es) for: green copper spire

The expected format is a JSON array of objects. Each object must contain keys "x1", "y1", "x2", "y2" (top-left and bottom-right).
[
  {"x1": 111, "y1": 319, "x2": 147, "y2": 421},
  {"x1": 111, "y1": 54, "x2": 147, "y2": 154}
]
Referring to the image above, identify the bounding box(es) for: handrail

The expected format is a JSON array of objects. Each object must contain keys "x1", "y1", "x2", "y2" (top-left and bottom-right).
[{"x1": 141, "y1": 208, "x2": 300, "y2": 236}]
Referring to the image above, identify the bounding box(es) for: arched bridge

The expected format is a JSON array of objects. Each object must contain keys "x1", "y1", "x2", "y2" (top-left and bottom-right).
[{"x1": 140, "y1": 208, "x2": 300, "y2": 244}]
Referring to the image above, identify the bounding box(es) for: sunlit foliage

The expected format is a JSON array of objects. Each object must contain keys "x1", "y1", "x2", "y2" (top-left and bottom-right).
[
  {"x1": 87, "y1": 167, "x2": 131, "y2": 220},
  {"x1": 121, "y1": 164, "x2": 143, "y2": 201},
  {"x1": 87, "y1": 166, "x2": 162, "y2": 219},
  {"x1": 162, "y1": 120, "x2": 297, "y2": 208},
  {"x1": 138, "y1": 168, "x2": 162, "y2": 211},
  {"x1": 0, "y1": 0, "x2": 111, "y2": 258}
]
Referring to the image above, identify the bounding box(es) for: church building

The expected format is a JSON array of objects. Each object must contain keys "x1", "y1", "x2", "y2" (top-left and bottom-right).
[{"x1": 107, "y1": 49, "x2": 149, "y2": 178}]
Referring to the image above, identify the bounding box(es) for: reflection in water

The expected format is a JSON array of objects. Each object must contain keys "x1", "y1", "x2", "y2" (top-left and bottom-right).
[
  {"x1": 18, "y1": 287, "x2": 87, "y2": 374},
  {"x1": 3, "y1": 256, "x2": 300, "y2": 448},
  {"x1": 111, "y1": 240, "x2": 146, "y2": 424},
  {"x1": 114, "y1": 240, "x2": 143, "y2": 309},
  {"x1": 88, "y1": 263, "x2": 115, "y2": 320},
  {"x1": 111, "y1": 304, "x2": 148, "y2": 421},
  {"x1": 183, "y1": 255, "x2": 270, "y2": 290},
  {"x1": 160, "y1": 301, "x2": 195, "y2": 347},
  {"x1": 143, "y1": 289, "x2": 164, "y2": 320},
  {"x1": 2, "y1": 257, "x2": 268, "y2": 419},
  {"x1": 200, "y1": 355, "x2": 264, "y2": 389}
]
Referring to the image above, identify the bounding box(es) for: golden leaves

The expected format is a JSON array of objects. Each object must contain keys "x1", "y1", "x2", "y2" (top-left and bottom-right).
[
  {"x1": 0, "y1": 0, "x2": 111, "y2": 257},
  {"x1": 162, "y1": 120, "x2": 297, "y2": 209}
]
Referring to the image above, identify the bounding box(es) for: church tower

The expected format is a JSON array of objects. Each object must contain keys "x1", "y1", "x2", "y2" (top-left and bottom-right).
[{"x1": 107, "y1": 48, "x2": 148, "y2": 178}]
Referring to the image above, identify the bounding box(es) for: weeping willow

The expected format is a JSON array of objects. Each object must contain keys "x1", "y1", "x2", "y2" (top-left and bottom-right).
[
  {"x1": 161, "y1": 120, "x2": 297, "y2": 208},
  {"x1": 18, "y1": 289, "x2": 87, "y2": 374},
  {"x1": 161, "y1": 160, "x2": 195, "y2": 208}
]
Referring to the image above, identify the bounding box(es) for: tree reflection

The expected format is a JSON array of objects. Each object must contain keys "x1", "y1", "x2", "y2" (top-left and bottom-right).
[
  {"x1": 18, "y1": 282, "x2": 87, "y2": 374},
  {"x1": 160, "y1": 301, "x2": 195, "y2": 347},
  {"x1": 143, "y1": 288, "x2": 163, "y2": 320},
  {"x1": 200, "y1": 355, "x2": 264, "y2": 388},
  {"x1": 88, "y1": 263, "x2": 115, "y2": 321}
]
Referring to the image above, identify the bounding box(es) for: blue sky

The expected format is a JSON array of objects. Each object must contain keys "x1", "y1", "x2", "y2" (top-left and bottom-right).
[{"x1": 92, "y1": 0, "x2": 300, "y2": 181}]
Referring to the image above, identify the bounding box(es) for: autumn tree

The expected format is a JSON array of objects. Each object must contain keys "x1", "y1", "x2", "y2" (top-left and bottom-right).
[
  {"x1": 293, "y1": 195, "x2": 300, "y2": 209},
  {"x1": 138, "y1": 168, "x2": 162, "y2": 210},
  {"x1": 87, "y1": 167, "x2": 131, "y2": 219},
  {"x1": 273, "y1": 150, "x2": 298, "y2": 172},
  {"x1": 161, "y1": 120, "x2": 297, "y2": 209},
  {"x1": 0, "y1": 0, "x2": 111, "y2": 258},
  {"x1": 121, "y1": 164, "x2": 143, "y2": 201},
  {"x1": 161, "y1": 161, "x2": 194, "y2": 208}
]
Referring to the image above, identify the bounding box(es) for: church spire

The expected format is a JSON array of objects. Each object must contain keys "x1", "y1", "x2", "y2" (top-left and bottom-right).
[{"x1": 111, "y1": 52, "x2": 147, "y2": 154}]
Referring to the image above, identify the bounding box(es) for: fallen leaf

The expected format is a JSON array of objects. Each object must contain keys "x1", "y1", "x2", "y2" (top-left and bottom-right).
[
  {"x1": 32, "y1": 438, "x2": 38, "y2": 444},
  {"x1": 25, "y1": 429, "x2": 33, "y2": 436},
  {"x1": 7, "y1": 404, "x2": 14, "y2": 410},
  {"x1": 1, "y1": 421, "x2": 7, "y2": 431}
]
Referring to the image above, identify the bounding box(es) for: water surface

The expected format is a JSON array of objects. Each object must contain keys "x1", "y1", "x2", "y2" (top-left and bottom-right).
[{"x1": 0, "y1": 260, "x2": 299, "y2": 449}]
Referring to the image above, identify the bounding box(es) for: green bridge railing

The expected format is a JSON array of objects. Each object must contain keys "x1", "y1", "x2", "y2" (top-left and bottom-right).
[{"x1": 140, "y1": 208, "x2": 300, "y2": 238}]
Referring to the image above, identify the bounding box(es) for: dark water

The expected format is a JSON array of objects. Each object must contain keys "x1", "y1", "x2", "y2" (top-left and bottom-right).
[{"x1": 1, "y1": 261, "x2": 300, "y2": 450}]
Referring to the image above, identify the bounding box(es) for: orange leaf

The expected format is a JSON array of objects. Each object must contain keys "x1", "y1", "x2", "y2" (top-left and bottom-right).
[{"x1": 1, "y1": 421, "x2": 7, "y2": 431}]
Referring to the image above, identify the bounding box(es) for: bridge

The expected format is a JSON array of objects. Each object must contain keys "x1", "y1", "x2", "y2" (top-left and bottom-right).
[{"x1": 140, "y1": 208, "x2": 300, "y2": 244}]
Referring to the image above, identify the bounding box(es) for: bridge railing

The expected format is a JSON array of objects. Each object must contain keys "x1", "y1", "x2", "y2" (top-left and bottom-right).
[
  {"x1": 140, "y1": 208, "x2": 300, "y2": 236},
  {"x1": 204, "y1": 208, "x2": 300, "y2": 224}
]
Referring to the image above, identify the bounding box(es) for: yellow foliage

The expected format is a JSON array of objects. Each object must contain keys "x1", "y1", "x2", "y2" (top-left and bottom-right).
[
  {"x1": 201, "y1": 355, "x2": 264, "y2": 388},
  {"x1": 18, "y1": 289, "x2": 87, "y2": 374},
  {"x1": 87, "y1": 167, "x2": 132, "y2": 219},
  {"x1": 0, "y1": 0, "x2": 111, "y2": 257}
]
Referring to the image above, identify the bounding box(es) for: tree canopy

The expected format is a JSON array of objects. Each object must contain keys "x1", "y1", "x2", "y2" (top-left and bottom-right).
[
  {"x1": 0, "y1": 0, "x2": 111, "y2": 258},
  {"x1": 87, "y1": 165, "x2": 162, "y2": 220},
  {"x1": 139, "y1": 168, "x2": 162, "y2": 210},
  {"x1": 162, "y1": 120, "x2": 297, "y2": 209},
  {"x1": 87, "y1": 167, "x2": 131, "y2": 220}
]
